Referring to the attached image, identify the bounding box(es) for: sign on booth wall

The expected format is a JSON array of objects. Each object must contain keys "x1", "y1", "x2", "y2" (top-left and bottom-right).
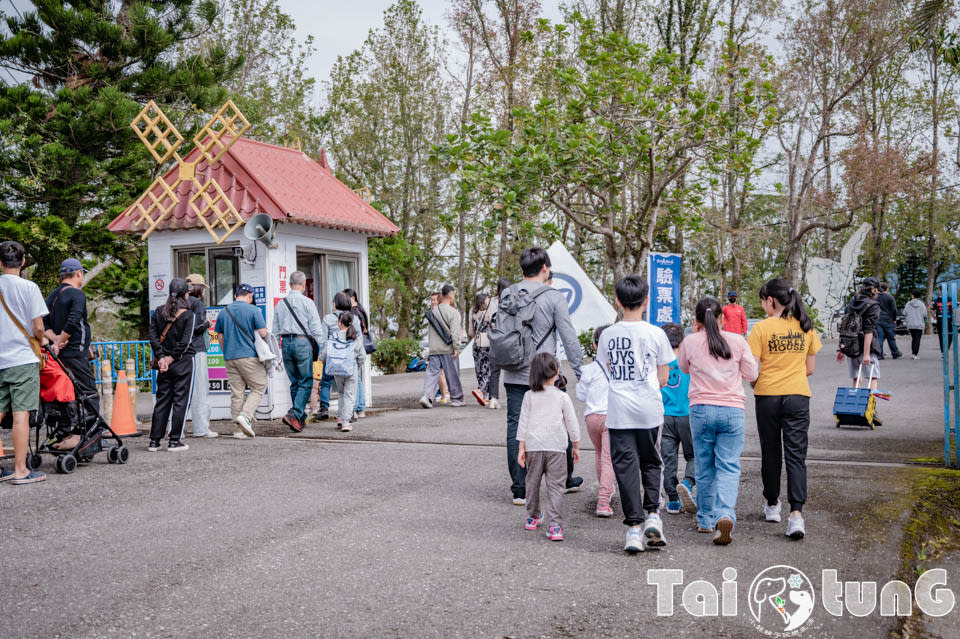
[
  {"x1": 205, "y1": 305, "x2": 268, "y2": 393},
  {"x1": 648, "y1": 252, "x2": 682, "y2": 327}
]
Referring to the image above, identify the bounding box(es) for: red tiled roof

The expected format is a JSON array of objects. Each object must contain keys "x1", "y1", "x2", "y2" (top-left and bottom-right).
[{"x1": 109, "y1": 138, "x2": 399, "y2": 237}]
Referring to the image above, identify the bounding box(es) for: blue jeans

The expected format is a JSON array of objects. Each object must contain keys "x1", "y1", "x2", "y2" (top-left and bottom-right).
[
  {"x1": 877, "y1": 322, "x2": 901, "y2": 357},
  {"x1": 319, "y1": 371, "x2": 334, "y2": 410},
  {"x1": 689, "y1": 404, "x2": 745, "y2": 530},
  {"x1": 282, "y1": 338, "x2": 314, "y2": 421},
  {"x1": 354, "y1": 368, "x2": 366, "y2": 413}
]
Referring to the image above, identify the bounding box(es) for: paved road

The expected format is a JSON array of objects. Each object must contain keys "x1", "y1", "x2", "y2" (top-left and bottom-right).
[{"x1": 0, "y1": 337, "x2": 952, "y2": 638}]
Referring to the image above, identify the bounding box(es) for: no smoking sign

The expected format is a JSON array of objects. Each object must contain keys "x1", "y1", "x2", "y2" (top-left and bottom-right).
[{"x1": 154, "y1": 278, "x2": 165, "y2": 291}]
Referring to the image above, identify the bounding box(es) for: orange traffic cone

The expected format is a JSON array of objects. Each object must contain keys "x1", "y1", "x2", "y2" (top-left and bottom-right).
[
  {"x1": 110, "y1": 370, "x2": 140, "y2": 437},
  {"x1": 0, "y1": 435, "x2": 5, "y2": 457}
]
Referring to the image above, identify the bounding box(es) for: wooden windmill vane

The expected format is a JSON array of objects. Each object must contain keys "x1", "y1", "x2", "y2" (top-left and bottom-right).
[{"x1": 127, "y1": 100, "x2": 251, "y2": 244}]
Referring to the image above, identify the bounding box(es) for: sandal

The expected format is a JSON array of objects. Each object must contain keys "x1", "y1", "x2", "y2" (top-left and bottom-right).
[{"x1": 11, "y1": 470, "x2": 46, "y2": 485}]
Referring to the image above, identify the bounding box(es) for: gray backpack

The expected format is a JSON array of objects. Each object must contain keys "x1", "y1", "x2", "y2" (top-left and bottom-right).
[{"x1": 488, "y1": 285, "x2": 554, "y2": 370}]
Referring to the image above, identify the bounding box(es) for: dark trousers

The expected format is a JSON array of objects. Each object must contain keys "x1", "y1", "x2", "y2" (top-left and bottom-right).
[
  {"x1": 755, "y1": 395, "x2": 809, "y2": 512},
  {"x1": 59, "y1": 348, "x2": 100, "y2": 416},
  {"x1": 506, "y1": 383, "x2": 575, "y2": 499},
  {"x1": 662, "y1": 415, "x2": 695, "y2": 501},
  {"x1": 877, "y1": 322, "x2": 901, "y2": 357},
  {"x1": 909, "y1": 329, "x2": 923, "y2": 356},
  {"x1": 149, "y1": 357, "x2": 194, "y2": 442},
  {"x1": 487, "y1": 363, "x2": 501, "y2": 399},
  {"x1": 609, "y1": 427, "x2": 663, "y2": 526},
  {"x1": 939, "y1": 321, "x2": 954, "y2": 353}
]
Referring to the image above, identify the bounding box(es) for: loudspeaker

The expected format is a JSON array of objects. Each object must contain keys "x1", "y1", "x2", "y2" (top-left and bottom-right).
[{"x1": 244, "y1": 213, "x2": 278, "y2": 249}]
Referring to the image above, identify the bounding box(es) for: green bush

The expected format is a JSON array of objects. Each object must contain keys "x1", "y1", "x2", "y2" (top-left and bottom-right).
[
  {"x1": 579, "y1": 329, "x2": 597, "y2": 360},
  {"x1": 371, "y1": 337, "x2": 422, "y2": 374}
]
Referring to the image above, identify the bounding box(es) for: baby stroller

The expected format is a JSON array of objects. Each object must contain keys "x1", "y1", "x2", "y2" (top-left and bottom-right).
[{"x1": 31, "y1": 347, "x2": 130, "y2": 473}]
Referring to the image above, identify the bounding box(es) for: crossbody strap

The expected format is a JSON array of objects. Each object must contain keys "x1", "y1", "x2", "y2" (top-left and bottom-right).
[
  {"x1": 0, "y1": 286, "x2": 36, "y2": 345},
  {"x1": 159, "y1": 308, "x2": 187, "y2": 344},
  {"x1": 223, "y1": 306, "x2": 255, "y2": 343},
  {"x1": 282, "y1": 297, "x2": 311, "y2": 337}
]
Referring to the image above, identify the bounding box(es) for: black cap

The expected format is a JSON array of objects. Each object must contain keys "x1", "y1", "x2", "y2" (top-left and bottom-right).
[
  {"x1": 169, "y1": 277, "x2": 190, "y2": 298},
  {"x1": 862, "y1": 277, "x2": 880, "y2": 291}
]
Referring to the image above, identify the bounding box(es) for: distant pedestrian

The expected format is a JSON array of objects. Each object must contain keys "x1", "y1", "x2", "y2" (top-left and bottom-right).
[
  {"x1": 213, "y1": 283, "x2": 268, "y2": 438},
  {"x1": 484, "y1": 278, "x2": 511, "y2": 410},
  {"x1": 595, "y1": 275, "x2": 673, "y2": 554},
  {"x1": 659, "y1": 323, "x2": 696, "y2": 517},
  {"x1": 314, "y1": 292, "x2": 361, "y2": 421},
  {"x1": 933, "y1": 293, "x2": 954, "y2": 357},
  {"x1": 468, "y1": 292, "x2": 493, "y2": 406},
  {"x1": 575, "y1": 324, "x2": 615, "y2": 517},
  {"x1": 839, "y1": 277, "x2": 882, "y2": 399},
  {"x1": 517, "y1": 353, "x2": 581, "y2": 542},
  {"x1": 343, "y1": 288, "x2": 369, "y2": 419},
  {"x1": 679, "y1": 298, "x2": 758, "y2": 545},
  {"x1": 419, "y1": 285, "x2": 464, "y2": 408},
  {"x1": 148, "y1": 278, "x2": 196, "y2": 452},
  {"x1": 429, "y1": 291, "x2": 451, "y2": 404},
  {"x1": 749, "y1": 278, "x2": 821, "y2": 540},
  {"x1": 322, "y1": 311, "x2": 365, "y2": 431},
  {"x1": 722, "y1": 291, "x2": 747, "y2": 337},
  {"x1": 876, "y1": 283, "x2": 902, "y2": 359},
  {"x1": 0, "y1": 240, "x2": 50, "y2": 485},
  {"x1": 903, "y1": 289, "x2": 928, "y2": 360},
  {"x1": 185, "y1": 274, "x2": 215, "y2": 438},
  {"x1": 275, "y1": 271, "x2": 324, "y2": 433}
]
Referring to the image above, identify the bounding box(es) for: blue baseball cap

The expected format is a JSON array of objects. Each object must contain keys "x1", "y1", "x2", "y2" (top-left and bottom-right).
[
  {"x1": 235, "y1": 283, "x2": 255, "y2": 297},
  {"x1": 59, "y1": 258, "x2": 84, "y2": 275},
  {"x1": 727, "y1": 291, "x2": 738, "y2": 298}
]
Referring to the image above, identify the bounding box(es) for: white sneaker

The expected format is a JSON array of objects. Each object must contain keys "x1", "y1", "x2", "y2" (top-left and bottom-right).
[
  {"x1": 355, "y1": 412, "x2": 366, "y2": 419},
  {"x1": 203, "y1": 431, "x2": 219, "y2": 438},
  {"x1": 234, "y1": 414, "x2": 255, "y2": 438},
  {"x1": 786, "y1": 514, "x2": 806, "y2": 539},
  {"x1": 763, "y1": 500, "x2": 782, "y2": 523},
  {"x1": 624, "y1": 526, "x2": 645, "y2": 553},
  {"x1": 643, "y1": 513, "x2": 667, "y2": 548},
  {"x1": 512, "y1": 497, "x2": 526, "y2": 506},
  {"x1": 450, "y1": 400, "x2": 464, "y2": 407},
  {"x1": 232, "y1": 431, "x2": 250, "y2": 439},
  {"x1": 488, "y1": 398, "x2": 500, "y2": 409},
  {"x1": 418, "y1": 396, "x2": 433, "y2": 409},
  {"x1": 912, "y1": 354, "x2": 918, "y2": 360}
]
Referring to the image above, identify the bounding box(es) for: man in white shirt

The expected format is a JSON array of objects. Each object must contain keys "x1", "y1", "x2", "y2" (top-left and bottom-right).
[
  {"x1": 0, "y1": 241, "x2": 51, "y2": 484},
  {"x1": 595, "y1": 275, "x2": 674, "y2": 553}
]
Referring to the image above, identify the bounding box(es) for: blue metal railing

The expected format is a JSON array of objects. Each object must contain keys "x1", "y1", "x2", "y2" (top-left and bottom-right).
[
  {"x1": 90, "y1": 341, "x2": 155, "y2": 387},
  {"x1": 942, "y1": 282, "x2": 959, "y2": 469}
]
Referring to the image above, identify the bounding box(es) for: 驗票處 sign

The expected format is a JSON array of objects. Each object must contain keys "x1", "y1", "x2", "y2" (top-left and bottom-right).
[{"x1": 648, "y1": 252, "x2": 682, "y2": 327}]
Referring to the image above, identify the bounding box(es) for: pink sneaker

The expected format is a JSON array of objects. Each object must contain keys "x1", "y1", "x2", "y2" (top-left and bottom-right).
[
  {"x1": 524, "y1": 515, "x2": 541, "y2": 530},
  {"x1": 546, "y1": 524, "x2": 564, "y2": 541},
  {"x1": 596, "y1": 502, "x2": 614, "y2": 518}
]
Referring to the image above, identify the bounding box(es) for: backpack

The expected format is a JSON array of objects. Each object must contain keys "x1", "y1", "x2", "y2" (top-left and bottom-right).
[
  {"x1": 488, "y1": 284, "x2": 555, "y2": 370},
  {"x1": 325, "y1": 335, "x2": 357, "y2": 377},
  {"x1": 838, "y1": 307, "x2": 863, "y2": 358}
]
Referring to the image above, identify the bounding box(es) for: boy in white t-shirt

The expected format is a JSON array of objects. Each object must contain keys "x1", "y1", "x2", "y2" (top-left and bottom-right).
[{"x1": 595, "y1": 275, "x2": 674, "y2": 553}]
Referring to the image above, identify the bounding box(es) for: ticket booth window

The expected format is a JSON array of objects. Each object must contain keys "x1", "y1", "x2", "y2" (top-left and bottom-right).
[{"x1": 175, "y1": 247, "x2": 240, "y2": 307}]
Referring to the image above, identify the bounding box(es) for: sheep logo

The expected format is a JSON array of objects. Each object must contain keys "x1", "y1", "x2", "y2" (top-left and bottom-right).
[{"x1": 748, "y1": 565, "x2": 816, "y2": 636}]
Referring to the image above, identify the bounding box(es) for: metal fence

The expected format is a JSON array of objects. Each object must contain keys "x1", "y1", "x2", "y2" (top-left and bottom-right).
[
  {"x1": 91, "y1": 341, "x2": 155, "y2": 388},
  {"x1": 942, "y1": 282, "x2": 959, "y2": 469}
]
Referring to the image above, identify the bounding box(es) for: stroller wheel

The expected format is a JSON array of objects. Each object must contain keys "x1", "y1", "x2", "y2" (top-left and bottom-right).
[
  {"x1": 29, "y1": 453, "x2": 43, "y2": 470},
  {"x1": 117, "y1": 446, "x2": 129, "y2": 464},
  {"x1": 56, "y1": 454, "x2": 77, "y2": 474},
  {"x1": 107, "y1": 447, "x2": 119, "y2": 464}
]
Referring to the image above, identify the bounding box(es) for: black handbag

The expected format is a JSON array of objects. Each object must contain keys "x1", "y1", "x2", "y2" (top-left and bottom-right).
[{"x1": 362, "y1": 329, "x2": 377, "y2": 354}]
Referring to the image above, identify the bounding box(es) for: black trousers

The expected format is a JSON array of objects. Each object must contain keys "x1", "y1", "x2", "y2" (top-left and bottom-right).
[
  {"x1": 755, "y1": 395, "x2": 809, "y2": 512},
  {"x1": 909, "y1": 329, "x2": 923, "y2": 356},
  {"x1": 609, "y1": 427, "x2": 663, "y2": 527},
  {"x1": 59, "y1": 348, "x2": 100, "y2": 416},
  {"x1": 505, "y1": 383, "x2": 576, "y2": 499},
  {"x1": 939, "y1": 322, "x2": 954, "y2": 353},
  {"x1": 149, "y1": 357, "x2": 194, "y2": 442}
]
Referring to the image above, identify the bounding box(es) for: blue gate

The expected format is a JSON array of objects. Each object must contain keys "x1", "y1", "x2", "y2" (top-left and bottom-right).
[
  {"x1": 941, "y1": 282, "x2": 959, "y2": 468},
  {"x1": 90, "y1": 341, "x2": 156, "y2": 390}
]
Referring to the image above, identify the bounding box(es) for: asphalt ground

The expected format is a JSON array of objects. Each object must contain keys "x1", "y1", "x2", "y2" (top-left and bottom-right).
[{"x1": 0, "y1": 336, "x2": 955, "y2": 638}]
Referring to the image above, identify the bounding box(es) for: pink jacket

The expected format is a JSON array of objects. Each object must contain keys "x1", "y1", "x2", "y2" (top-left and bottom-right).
[{"x1": 678, "y1": 331, "x2": 758, "y2": 409}]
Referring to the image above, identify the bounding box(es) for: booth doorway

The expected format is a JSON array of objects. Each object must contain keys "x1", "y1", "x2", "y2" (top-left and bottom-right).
[
  {"x1": 296, "y1": 250, "x2": 359, "y2": 314},
  {"x1": 175, "y1": 246, "x2": 240, "y2": 307}
]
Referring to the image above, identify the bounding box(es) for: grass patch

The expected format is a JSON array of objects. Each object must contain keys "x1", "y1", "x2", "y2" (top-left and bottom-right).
[{"x1": 908, "y1": 457, "x2": 943, "y2": 464}]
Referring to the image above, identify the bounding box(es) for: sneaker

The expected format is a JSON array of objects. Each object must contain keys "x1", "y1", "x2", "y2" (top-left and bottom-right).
[
  {"x1": 488, "y1": 398, "x2": 500, "y2": 409},
  {"x1": 714, "y1": 517, "x2": 734, "y2": 545},
  {"x1": 167, "y1": 440, "x2": 189, "y2": 452},
  {"x1": 315, "y1": 408, "x2": 329, "y2": 421},
  {"x1": 912, "y1": 354, "x2": 918, "y2": 360},
  {"x1": 341, "y1": 421, "x2": 353, "y2": 432},
  {"x1": 438, "y1": 395, "x2": 450, "y2": 405},
  {"x1": 450, "y1": 399, "x2": 465, "y2": 407},
  {"x1": 892, "y1": 353, "x2": 902, "y2": 359},
  {"x1": 677, "y1": 479, "x2": 697, "y2": 514},
  {"x1": 763, "y1": 500, "x2": 782, "y2": 523},
  {"x1": 203, "y1": 431, "x2": 219, "y2": 438},
  {"x1": 355, "y1": 412, "x2": 366, "y2": 419},
  {"x1": 786, "y1": 514, "x2": 806, "y2": 540},
  {"x1": 234, "y1": 414, "x2": 255, "y2": 438},
  {"x1": 643, "y1": 513, "x2": 667, "y2": 548},
  {"x1": 232, "y1": 431, "x2": 250, "y2": 439},
  {"x1": 596, "y1": 502, "x2": 614, "y2": 518},
  {"x1": 418, "y1": 396, "x2": 433, "y2": 409},
  {"x1": 697, "y1": 526, "x2": 714, "y2": 533},
  {"x1": 872, "y1": 413, "x2": 883, "y2": 427},
  {"x1": 148, "y1": 439, "x2": 161, "y2": 452},
  {"x1": 349, "y1": 414, "x2": 359, "y2": 423},
  {"x1": 624, "y1": 526, "x2": 645, "y2": 553},
  {"x1": 565, "y1": 476, "x2": 584, "y2": 494},
  {"x1": 666, "y1": 500, "x2": 682, "y2": 515},
  {"x1": 472, "y1": 389, "x2": 488, "y2": 406},
  {"x1": 512, "y1": 496, "x2": 526, "y2": 506},
  {"x1": 282, "y1": 412, "x2": 303, "y2": 433},
  {"x1": 524, "y1": 515, "x2": 541, "y2": 530},
  {"x1": 546, "y1": 524, "x2": 564, "y2": 541}
]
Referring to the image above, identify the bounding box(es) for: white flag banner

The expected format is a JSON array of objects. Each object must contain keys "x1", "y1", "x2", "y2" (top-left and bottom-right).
[{"x1": 459, "y1": 241, "x2": 617, "y2": 369}]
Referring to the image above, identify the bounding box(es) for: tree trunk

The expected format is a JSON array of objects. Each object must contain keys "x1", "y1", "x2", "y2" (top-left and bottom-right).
[{"x1": 925, "y1": 51, "x2": 940, "y2": 334}]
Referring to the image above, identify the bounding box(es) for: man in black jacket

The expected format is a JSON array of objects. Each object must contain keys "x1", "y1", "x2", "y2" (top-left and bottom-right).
[
  {"x1": 840, "y1": 277, "x2": 883, "y2": 424},
  {"x1": 876, "y1": 283, "x2": 902, "y2": 359},
  {"x1": 45, "y1": 259, "x2": 99, "y2": 420}
]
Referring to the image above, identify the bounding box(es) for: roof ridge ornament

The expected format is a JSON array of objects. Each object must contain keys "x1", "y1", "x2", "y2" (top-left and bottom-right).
[{"x1": 127, "y1": 99, "x2": 252, "y2": 244}]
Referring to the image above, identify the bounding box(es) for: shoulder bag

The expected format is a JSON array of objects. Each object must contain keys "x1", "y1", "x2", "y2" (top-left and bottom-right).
[
  {"x1": 0, "y1": 286, "x2": 45, "y2": 370},
  {"x1": 282, "y1": 297, "x2": 320, "y2": 361},
  {"x1": 224, "y1": 306, "x2": 275, "y2": 363},
  {"x1": 475, "y1": 308, "x2": 491, "y2": 348},
  {"x1": 426, "y1": 308, "x2": 453, "y2": 346},
  {"x1": 151, "y1": 308, "x2": 187, "y2": 369}
]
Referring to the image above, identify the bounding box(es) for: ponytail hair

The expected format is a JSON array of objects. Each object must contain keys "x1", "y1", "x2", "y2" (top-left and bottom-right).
[
  {"x1": 338, "y1": 311, "x2": 358, "y2": 341},
  {"x1": 695, "y1": 297, "x2": 731, "y2": 360},
  {"x1": 758, "y1": 278, "x2": 813, "y2": 332}
]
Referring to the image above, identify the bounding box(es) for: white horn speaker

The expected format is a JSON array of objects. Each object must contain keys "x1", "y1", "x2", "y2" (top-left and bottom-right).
[{"x1": 244, "y1": 214, "x2": 278, "y2": 249}]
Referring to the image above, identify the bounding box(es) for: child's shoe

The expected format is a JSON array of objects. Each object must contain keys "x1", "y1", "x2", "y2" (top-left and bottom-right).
[
  {"x1": 666, "y1": 500, "x2": 682, "y2": 514},
  {"x1": 713, "y1": 517, "x2": 734, "y2": 545},
  {"x1": 596, "y1": 501, "x2": 614, "y2": 518},
  {"x1": 524, "y1": 515, "x2": 541, "y2": 530},
  {"x1": 546, "y1": 524, "x2": 563, "y2": 541},
  {"x1": 624, "y1": 526, "x2": 645, "y2": 553},
  {"x1": 677, "y1": 479, "x2": 697, "y2": 514},
  {"x1": 643, "y1": 512, "x2": 667, "y2": 548},
  {"x1": 763, "y1": 500, "x2": 782, "y2": 523}
]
